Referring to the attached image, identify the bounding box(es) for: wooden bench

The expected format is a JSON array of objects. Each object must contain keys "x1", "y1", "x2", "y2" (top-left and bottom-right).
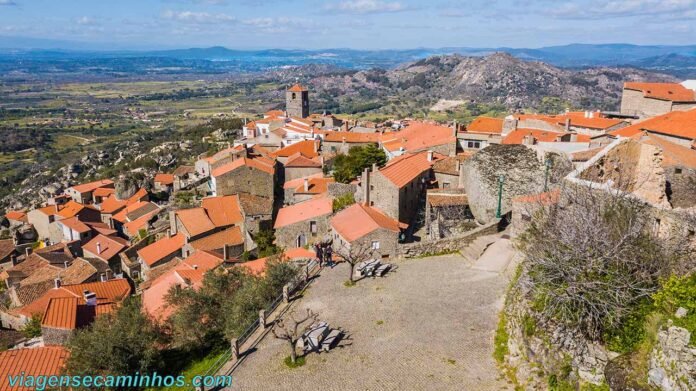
[
  {"x1": 321, "y1": 329, "x2": 342, "y2": 352},
  {"x1": 374, "y1": 263, "x2": 391, "y2": 277}
]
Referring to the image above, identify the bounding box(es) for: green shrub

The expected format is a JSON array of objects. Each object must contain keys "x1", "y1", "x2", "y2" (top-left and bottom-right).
[
  {"x1": 653, "y1": 273, "x2": 696, "y2": 342},
  {"x1": 522, "y1": 314, "x2": 537, "y2": 337},
  {"x1": 22, "y1": 314, "x2": 42, "y2": 339},
  {"x1": 604, "y1": 299, "x2": 653, "y2": 353},
  {"x1": 493, "y1": 313, "x2": 509, "y2": 364},
  {"x1": 284, "y1": 356, "x2": 306, "y2": 368},
  {"x1": 332, "y1": 192, "x2": 355, "y2": 212}
]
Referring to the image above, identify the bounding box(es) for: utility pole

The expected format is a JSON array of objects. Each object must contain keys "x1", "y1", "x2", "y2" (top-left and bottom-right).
[
  {"x1": 543, "y1": 157, "x2": 552, "y2": 192},
  {"x1": 496, "y1": 174, "x2": 505, "y2": 219}
]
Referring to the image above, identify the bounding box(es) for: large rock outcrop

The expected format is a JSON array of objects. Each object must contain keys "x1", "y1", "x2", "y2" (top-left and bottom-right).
[
  {"x1": 461, "y1": 144, "x2": 572, "y2": 224},
  {"x1": 648, "y1": 323, "x2": 695, "y2": 391}
]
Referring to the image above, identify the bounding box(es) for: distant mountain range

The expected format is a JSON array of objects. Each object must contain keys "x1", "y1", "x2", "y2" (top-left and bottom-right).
[{"x1": 0, "y1": 38, "x2": 695, "y2": 78}]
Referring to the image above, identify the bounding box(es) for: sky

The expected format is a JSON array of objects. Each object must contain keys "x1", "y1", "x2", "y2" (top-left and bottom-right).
[{"x1": 0, "y1": 0, "x2": 694, "y2": 50}]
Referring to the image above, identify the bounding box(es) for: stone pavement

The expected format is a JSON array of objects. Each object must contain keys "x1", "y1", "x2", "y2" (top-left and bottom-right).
[{"x1": 227, "y1": 247, "x2": 515, "y2": 391}]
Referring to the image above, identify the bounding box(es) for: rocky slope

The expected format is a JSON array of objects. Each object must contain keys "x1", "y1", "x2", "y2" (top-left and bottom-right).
[{"x1": 305, "y1": 53, "x2": 677, "y2": 112}]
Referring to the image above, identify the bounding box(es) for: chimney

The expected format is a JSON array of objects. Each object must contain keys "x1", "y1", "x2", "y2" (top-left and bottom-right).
[
  {"x1": 223, "y1": 244, "x2": 229, "y2": 261},
  {"x1": 54, "y1": 278, "x2": 61, "y2": 289},
  {"x1": 169, "y1": 211, "x2": 178, "y2": 235},
  {"x1": 341, "y1": 136, "x2": 346, "y2": 146},
  {"x1": 313, "y1": 140, "x2": 318, "y2": 153},
  {"x1": 64, "y1": 260, "x2": 70, "y2": 269},
  {"x1": 452, "y1": 119, "x2": 458, "y2": 137},
  {"x1": 303, "y1": 178, "x2": 309, "y2": 192},
  {"x1": 427, "y1": 150, "x2": 434, "y2": 162},
  {"x1": 343, "y1": 122, "x2": 349, "y2": 132},
  {"x1": 363, "y1": 168, "x2": 371, "y2": 206},
  {"x1": 96, "y1": 242, "x2": 102, "y2": 255},
  {"x1": 100, "y1": 273, "x2": 107, "y2": 282},
  {"x1": 456, "y1": 159, "x2": 461, "y2": 173},
  {"x1": 25, "y1": 247, "x2": 31, "y2": 257},
  {"x1": 83, "y1": 290, "x2": 97, "y2": 306},
  {"x1": 570, "y1": 133, "x2": 578, "y2": 142},
  {"x1": 10, "y1": 254, "x2": 17, "y2": 266},
  {"x1": 523, "y1": 135, "x2": 535, "y2": 145},
  {"x1": 166, "y1": 229, "x2": 172, "y2": 238},
  {"x1": 192, "y1": 264, "x2": 199, "y2": 270},
  {"x1": 371, "y1": 163, "x2": 377, "y2": 172},
  {"x1": 105, "y1": 269, "x2": 113, "y2": 280},
  {"x1": 565, "y1": 118, "x2": 571, "y2": 132}
]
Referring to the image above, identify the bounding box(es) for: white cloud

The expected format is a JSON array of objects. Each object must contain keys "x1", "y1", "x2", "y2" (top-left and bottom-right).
[
  {"x1": 242, "y1": 17, "x2": 318, "y2": 33},
  {"x1": 326, "y1": 0, "x2": 408, "y2": 14},
  {"x1": 0, "y1": 0, "x2": 17, "y2": 5},
  {"x1": 76, "y1": 16, "x2": 98, "y2": 26},
  {"x1": 547, "y1": 0, "x2": 696, "y2": 19},
  {"x1": 160, "y1": 10, "x2": 236, "y2": 24}
]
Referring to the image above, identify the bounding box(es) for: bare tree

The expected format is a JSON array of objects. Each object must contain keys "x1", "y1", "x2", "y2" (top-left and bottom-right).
[
  {"x1": 516, "y1": 182, "x2": 692, "y2": 340},
  {"x1": 272, "y1": 308, "x2": 319, "y2": 364},
  {"x1": 334, "y1": 241, "x2": 375, "y2": 283}
]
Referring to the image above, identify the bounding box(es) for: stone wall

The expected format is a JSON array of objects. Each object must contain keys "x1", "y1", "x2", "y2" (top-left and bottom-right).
[
  {"x1": 461, "y1": 144, "x2": 572, "y2": 224},
  {"x1": 275, "y1": 214, "x2": 331, "y2": 249},
  {"x1": 398, "y1": 219, "x2": 500, "y2": 258},
  {"x1": 284, "y1": 166, "x2": 322, "y2": 182},
  {"x1": 648, "y1": 323, "x2": 695, "y2": 391},
  {"x1": 327, "y1": 182, "x2": 356, "y2": 199},
  {"x1": 666, "y1": 166, "x2": 696, "y2": 208},
  {"x1": 213, "y1": 167, "x2": 274, "y2": 199},
  {"x1": 620, "y1": 89, "x2": 673, "y2": 118},
  {"x1": 41, "y1": 326, "x2": 73, "y2": 345}
]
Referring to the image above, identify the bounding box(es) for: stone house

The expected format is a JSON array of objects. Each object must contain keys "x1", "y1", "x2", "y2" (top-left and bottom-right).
[
  {"x1": 210, "y1": 157, "x2": 276, "y2": 198},
  {"x1": 283, "y1": 175, "x2": 336, "y2": 205},
  {"x1": 361, "y1": 151, "x2": 445, "y2": 225},
  {"x1": 64, "y1": 179, "x2": 114, "y2": 204},
  {"x1": 172, "y1": 165, "x2": 195, "y2": 191},
  {"x1": 432, "y1": 154, "x2": 471, "y2": 189},
  {"x1": 237, "y1": 193, "x2": 274, "y2": 234},
  {"x1": 609, "y1": 107, "x2": 696, "y2": 148},
  {"x1": 274, "y1": 197, "x2": 333, "y2": 248},
  {"x1": 330, "y1": 203, "x2": 403, "y2": 259},
  {"x1": 137, "y1": 233, "x2": 186, "y2": 280},
  {"x1": 0, "y1": 240, "x2": 17, "y2": 272},
  {"x1": 4, "y1": 210, "x2": 27, "y2": 228},
  {"x1": 183, "y1": 226, "x2": 245, "y2": 260},
  {"x1": 153, "y1": 173, "x2": 174, "y2": 193},
  {"x1": 268, "y1": 139, "x2": 320, "y2": 165},
  {"x1": 82, "y1": 234, "x2": 128, "y2": 273},
  {"x1": 283, "y1": 153, "x2": 323, "y2": 181},
  {"x1": 286, "y1": 84, "x2": 310, "y2": 119},
  {"x1": 195, "y1": 145, "x2": 247, "y2": 177},
  {"x1": 457, "y1": 117, "x2": 504, "y2": 151},
  {"x1": 620, "y1": 82, "x2": 696, "y2": 119}
]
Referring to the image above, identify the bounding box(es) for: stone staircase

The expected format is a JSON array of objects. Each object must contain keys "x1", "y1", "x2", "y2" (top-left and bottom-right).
[{"x1": 460, "y1": 232, "x2": 506, "y2": 263}]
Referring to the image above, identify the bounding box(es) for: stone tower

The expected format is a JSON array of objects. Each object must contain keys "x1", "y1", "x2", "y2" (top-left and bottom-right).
[{"x1": 286, "y1": 83, "x2": 309, "y2": 118}]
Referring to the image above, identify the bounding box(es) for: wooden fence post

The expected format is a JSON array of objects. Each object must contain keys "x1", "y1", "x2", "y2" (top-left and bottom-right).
[
  {"x1": 231, "y1": 338, "x2": 239, "y2": 360},
  {"x1": 282, "y1": 284, "x2": 290, "y2": 303},
  {"x1": 259, "y1": 309, "x2": 266, "y2": 330}
]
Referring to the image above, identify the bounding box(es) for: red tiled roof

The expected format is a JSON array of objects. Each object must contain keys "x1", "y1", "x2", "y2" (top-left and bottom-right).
[
  {"x1": 640, "y1": 133, "x2": 696, "y2": 169},
  {"x1": 331, "y1": 203, "x2": 403, "y2": 242},
  {"x1": 465, "y1": 117, "x2": 504, "y2": 134},
  {"x1": 36, "y1": 205, "x2": 58, "y2": 216},
  {"x1": 379, "y1": 150, "x2": 445, "y2": 188},
  {"x1": 283, "y1": 173, "x2": 324, "y2": 189},
  {"x1": 154, "y1": 173, "x2": 174, "y2": 185},
  {"x1": 82, "y1": 234, "x2": 127, "y2": 261},
  {"x1": 0, "y1": 239, "x2": 14, "y2": 261},
  {"x1": 265, "y1": 109, "x2": 285, "y2": 118},
  {"x1": 112, "y1": 201, "x2": 158, "y2": 223},
  {"x1": 269, "y1": 140, "x2": 319, "y2": 159},
  {"x1": 58, "y1": 216, "x2": 90, "y2": 233},
  {"x1": 0, "y1": 346, "x2": 69, "y2": 391},
  {"x1": 100, "y1": 195, "x2": 127, "y2": 214},
  {"x1": 285, "y1": 153, "x2": 322, "y2": 168},
  {"x1": 515, "y1": 112, "x2": 624, "y2": 131},
  {"x1": 122, "y1": 211, "x2": 158, "y2": 237},
  {"x1": 288, "y1": 84, "x2": 307, "y2": 92},
  {"x1": 610, "y1": 108, "x2": 696, "y2": 141},
  {"x1": 69, "y1": 179, "x2": 114, "y2": 194},
  {"x1": 189, "y1": 226, "x2": 243, "y2": 252},
  {"x1": 175, "y1": 208, "x2": 216, "y2": 237},
  {"x1": 292, "y1": 177, "x2": 335, "y2": 194},
  {"x1": 274, "y1": 197, "x2": 333, "y2": 228},
  {"x1": 211, "y1": 157, "x2": 275, "y2": 177},
  {"x1": 55, "y1": 201, "x2": 86, "y2": 219},
  {"x1": 142, "y1": 251, "x2": 223, "y2": 321},
  {"x1": 137, "y1": 233, "x2": 186, "y2": 267},
  {"x1": 502, "y1": 129, "x2": 571, "y2": 144},
  {"x1": 93, "y1": 187, "x2": 115, "y2": 198},
  {"x1": 5, "y1": 210, "x2": 27, "y2": 222},
  {"x1": 323, "y1": 131, "x2": 381, "y2": 143},
  {"x1": 201, "y1": 195, "x2": 243, "y2": 228},
  {"x1": 240, "y1": 247, "x2": 314, "y2": 276},
  {"x1": 624, "y1": 82, "x2": 696, "y2": 102},
  {"x1": 382, "y1": 121, "x2": 456, "y2": 152}
]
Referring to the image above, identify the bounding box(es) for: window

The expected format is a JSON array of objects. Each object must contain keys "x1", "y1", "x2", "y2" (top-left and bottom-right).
[
  {"x1": 675, "y1": 168, "x2": 682, "y2": 174},
  {"x1": 653, "y1": 218, "x2": 661, "y2": 236},
  {"x1": 370, "y1": 201, "x2": 374, "y2": 206},
  {"x1": 443, "y1": 182, "x2": 450, "y2": 189},
  {"x1": 466, "y1": 140, "x2": 482, "y2": 149},
  {"x1": 371, "y1": 241, "x2": 380, "y2": 250},
  {"x1": 292, "y1": 92, "x2": 296, "y2": 99},
  {"x1": 310, "y1": 221, "x2": 317, "y2": 236}
]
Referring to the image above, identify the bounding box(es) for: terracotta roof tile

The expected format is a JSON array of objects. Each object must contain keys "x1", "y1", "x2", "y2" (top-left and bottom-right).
[
  {"x1": 292, "y1": 177, "x2": 335, "y2": 194},
  {"x1": 323, "y1": 131, "x2": 381, "y2": 143},
  {"x1": 274, "y1": 197, "x2": 333, "y2": 228},
  {"x1": 236, "y1": 193, "x2": 273, "y2": 216},
  {"x1": 502, "y1": 128, "x2": 566, "y2": 144},
  {"x1": 381, "y1": 121, "x2": 456, "y2": 152},
  {"x1": 93, "y1": 187, "x2": 115, "y2": 198},
  {"x1": 0, "y1": 239, "x2": 15, "y2": 262},
  {"x1": 640, "y1": 133, "x2": 696, "y2": 169},
  {"x1": 173, "y1": 165, "x2": 195, "y2": 177},
  {"x1": 189, "y1": 226, "x2": 243, "y2": 252},
  {"x1": 465, "y1": 117, "x2": 504, "y2": 134},
  {"x1": 58, "y1": 216, "x2": 91, "y2": 233},
  {"x1": 5, "y1": 210, "x2": 27, "y2": 222},
  {"x1": 201, "y1": 195, "x2": 243, "y2": 228},
  {"x1": 0, "y1": 346, "x2": 69, "y2": 391},
  {"x1": 379, "y1": 150, "x2": 445, "y2": 188},
  {"x1": 285, "y1": 153, "x2": 322, "y2": 168},
  {"x1": 175, "y1": 208, "x2": 216, "y2": 237},
  {"x1": 137, "y1": 233, "x2": 186, "y2": 267},
  {"x1": 427, "y1": 193, "x2": 469, "y2": 207},
  {"x1": 624, "y1": 82, "x2": 696, "y2": 102},
  {"x1": 288, "y1": 84, "x2": 307, "y2": 92},
  {"x1": 55, "y1": 201, "x2": 86, "y2": 219},
  {"x1": 68, "y1": 179, "x2": 114, "y2": 194},
  {"x1": 17, "y1": 279, "x2": 131, "y2": 318},
  {"x1": 283, "y1": 173, "x2": 325, "y2": 189},
  {"x1": 269, "y1": 140, "x2": 319, "y2": 158},
  {"x1": 211, "y1": 157, "x2": 275, "y2": 177},
  {"x1": 240, "y1": 247, "x2": 314, "y2": 276},
  {"x1": 154, "y1": 173, "x2": 174, "y2": 185},
  {"x1": 82, "y1": 234, "x2": 127, "y2": 261},
  {"x1": 331, "y1": 203, "x2": 403, "y2": 242}
]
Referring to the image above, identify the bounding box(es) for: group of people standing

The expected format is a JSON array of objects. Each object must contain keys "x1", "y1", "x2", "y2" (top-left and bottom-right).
[{"x1": 314, "y1": 242, "x2": 334, "y2": 267}]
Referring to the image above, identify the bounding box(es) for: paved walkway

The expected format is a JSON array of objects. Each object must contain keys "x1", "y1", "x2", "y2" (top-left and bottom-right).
[{"x1": 228, "y1": 242, "x2": 515, "y2": 390}]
